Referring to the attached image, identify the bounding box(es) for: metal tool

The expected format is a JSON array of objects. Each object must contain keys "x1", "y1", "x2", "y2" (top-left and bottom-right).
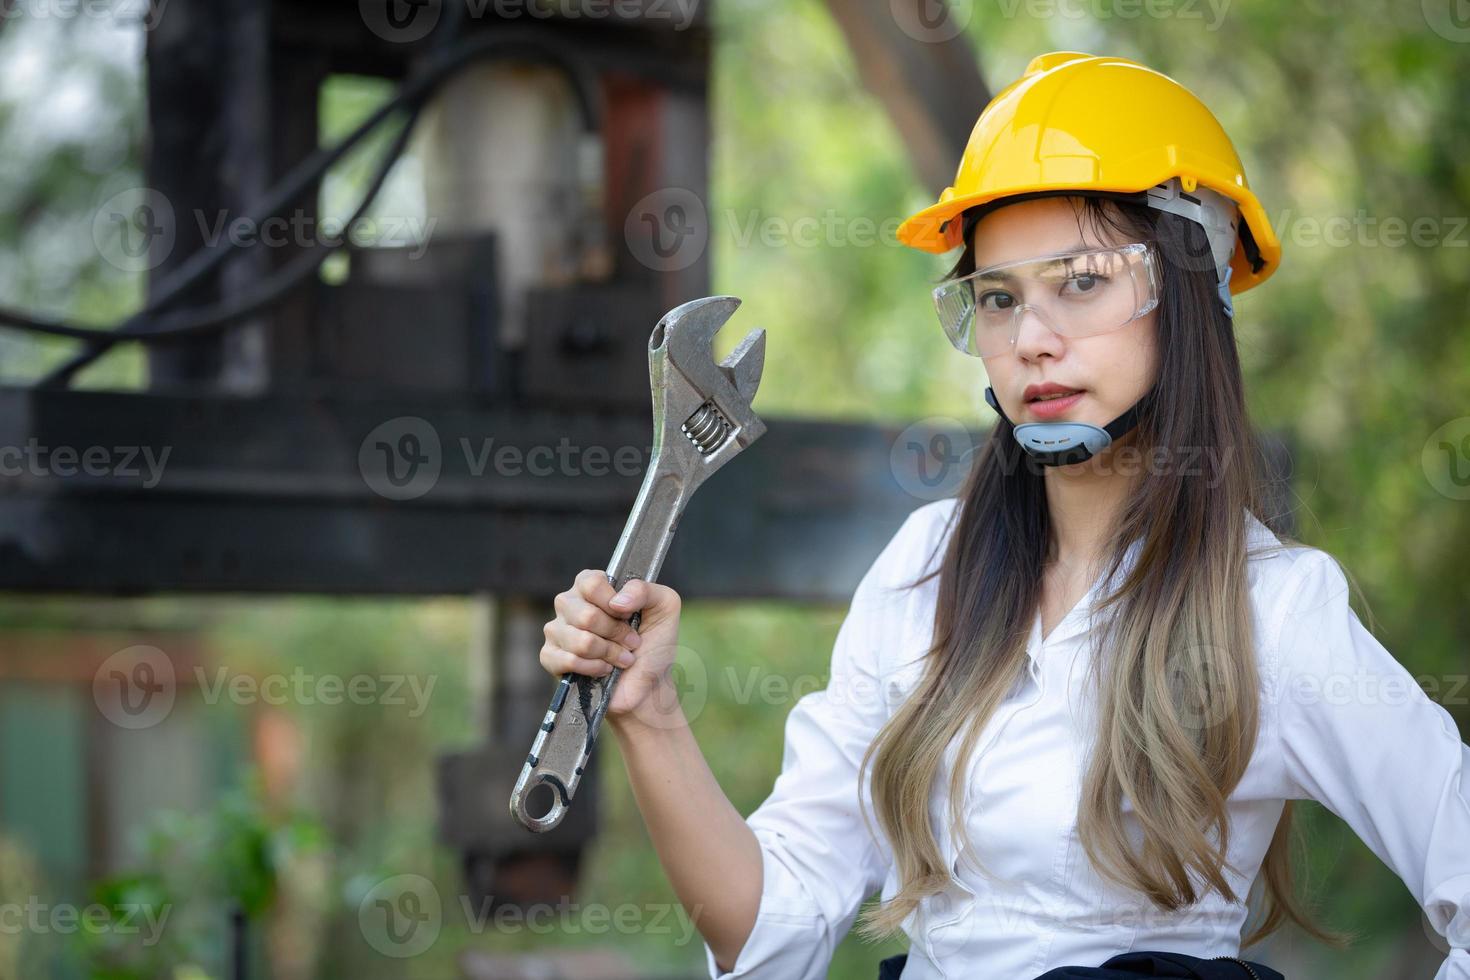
[{"x1": 510, "y1": 295, "x2": 767, "y2": 833}]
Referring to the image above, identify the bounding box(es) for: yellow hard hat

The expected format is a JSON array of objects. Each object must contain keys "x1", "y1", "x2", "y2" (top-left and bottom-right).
[{"x1": 896, "y1": 51, "x2": 1280, "y2": 295}]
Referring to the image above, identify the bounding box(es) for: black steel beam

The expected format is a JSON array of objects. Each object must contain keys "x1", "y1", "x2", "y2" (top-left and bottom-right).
[{"x1": 0, "y1": 387, "x2": 976, "y2": 603}]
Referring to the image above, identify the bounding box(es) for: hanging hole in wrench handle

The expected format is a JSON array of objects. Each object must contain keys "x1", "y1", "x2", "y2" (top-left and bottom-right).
[{"x1": 509, "y1": 572, "x2": 642, "y2": 833}]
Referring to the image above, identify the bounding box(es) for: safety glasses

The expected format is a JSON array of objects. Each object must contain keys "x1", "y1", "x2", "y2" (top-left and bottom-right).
[{"x1": 933, "y1": 241, "x2": 1161, "y2": 358}]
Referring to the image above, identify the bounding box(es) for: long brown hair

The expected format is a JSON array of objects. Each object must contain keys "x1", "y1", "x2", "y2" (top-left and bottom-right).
[{"x1": 855, "y1": 193, "x2": 1352, "y2": 950}]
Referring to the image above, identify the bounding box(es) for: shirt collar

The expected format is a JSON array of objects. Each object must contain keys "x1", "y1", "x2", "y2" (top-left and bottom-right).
[{"x1": 1025, "y1": 531, "x2": 1147, "y2": 665}]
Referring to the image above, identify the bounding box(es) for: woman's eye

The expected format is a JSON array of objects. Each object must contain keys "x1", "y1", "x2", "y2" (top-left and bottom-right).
[
  {"x1": 1062, "y1": 273, "x2": 1108, "y2": 295},
  {"x1": 976, "y1": 289, "x2": 1016, "y2": 312}
]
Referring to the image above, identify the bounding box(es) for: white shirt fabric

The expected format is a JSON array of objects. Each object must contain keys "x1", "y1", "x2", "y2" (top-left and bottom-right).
[{"x1": 704, "y1": 497, "x2": 1470, "y2": 980}]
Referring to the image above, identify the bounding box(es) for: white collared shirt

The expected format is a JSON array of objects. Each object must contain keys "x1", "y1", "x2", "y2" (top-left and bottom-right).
[{"x1": 704, "y1": 497, "x2": 1470, "y2": 980}]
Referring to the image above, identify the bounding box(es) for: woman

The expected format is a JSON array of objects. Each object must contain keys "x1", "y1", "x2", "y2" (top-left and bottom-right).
[{"x1": 538, "y1": 53, "x2": 1470, "y2": 979}]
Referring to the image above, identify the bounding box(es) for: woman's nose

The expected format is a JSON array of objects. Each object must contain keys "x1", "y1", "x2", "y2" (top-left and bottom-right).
[{"x1": 1009, "y1": 304, "x2": 1067, "y2": 359}]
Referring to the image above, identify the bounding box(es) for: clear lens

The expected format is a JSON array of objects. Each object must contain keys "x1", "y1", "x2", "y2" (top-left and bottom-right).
[{"x1": 933, "y1": 242, "x2": 1159, "y2": 357}]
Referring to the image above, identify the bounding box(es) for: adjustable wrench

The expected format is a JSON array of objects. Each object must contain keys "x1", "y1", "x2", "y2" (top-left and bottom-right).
[{"x1": 510, "y1": 295, "x2": 767, "y2": 833}]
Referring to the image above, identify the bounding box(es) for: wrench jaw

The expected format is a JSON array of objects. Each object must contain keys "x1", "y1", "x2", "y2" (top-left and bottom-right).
[
  {"x1": 721, "y1": 325, "x2": 767, "y2": 408},
  {"x1": 649, "y1": 295, "x2": 769, "y2": 475}
]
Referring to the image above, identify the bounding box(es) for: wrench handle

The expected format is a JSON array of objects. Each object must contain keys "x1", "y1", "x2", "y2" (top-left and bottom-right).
[{"x1": 509, "y1": 572, "x2": 647, "y2": 833}]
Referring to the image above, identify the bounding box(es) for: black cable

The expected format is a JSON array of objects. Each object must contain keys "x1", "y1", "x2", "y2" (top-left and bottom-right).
[
  {"x1": 9, "y1": 30, "x2": 601, "y2": 384},
  {"x1": 38, "y1": 92, "x2": 429, "y2": 383},
  {"x1": 67, "y1": 103, "x2": 427, "y2": 351},
  {"x1": 19, "y1": 13, "x2": 498, "y2": 349},
  {"x1": 13, "y1": 79, "x2": 423, "y2": 341},
  {"x1": 31, "y1": 12, "x2": 490, "y2": 382}
]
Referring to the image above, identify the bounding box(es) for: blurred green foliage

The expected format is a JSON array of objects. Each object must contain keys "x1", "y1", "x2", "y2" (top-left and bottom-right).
[
  {"x1": 0, "y1": 0, "x2": 1466, "y2": 977},
  {"x1": 78, "y1": 776, "x2": 327, "y2": 980}
]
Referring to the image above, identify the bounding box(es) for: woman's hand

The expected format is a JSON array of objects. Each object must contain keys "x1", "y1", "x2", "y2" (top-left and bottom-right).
[{"x1": 540, "y1": 569, "x2": 683, "y2": 723}]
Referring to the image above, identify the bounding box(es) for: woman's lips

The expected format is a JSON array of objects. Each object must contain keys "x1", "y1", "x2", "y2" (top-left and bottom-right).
[{"x1": 1026, "y1": 391, "x2": 1084, "y2": 419}]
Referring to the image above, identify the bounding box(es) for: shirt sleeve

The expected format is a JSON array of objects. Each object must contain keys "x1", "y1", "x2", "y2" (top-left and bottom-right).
[
  {"x1": 1271, "y1": 550, "x2": 1470, "y2": 980},
  {"x1": 703, "y1": 508, "x2": 928, "y2": 979}
]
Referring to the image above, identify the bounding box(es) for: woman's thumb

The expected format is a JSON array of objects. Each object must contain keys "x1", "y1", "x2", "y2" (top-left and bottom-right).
[{"x1": 609, "y1": 578, "x2": 678, "y2": 618}]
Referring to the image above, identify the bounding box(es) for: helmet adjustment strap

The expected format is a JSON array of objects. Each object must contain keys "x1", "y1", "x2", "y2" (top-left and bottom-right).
[{"x1": 1144, "y1": 177, "x2": 1239, "y2": 320}]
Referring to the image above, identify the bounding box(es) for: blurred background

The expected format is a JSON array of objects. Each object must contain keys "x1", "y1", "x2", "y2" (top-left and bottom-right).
[{"x1": 0, "y1": 0, "x2": 1467, "y2": 977}]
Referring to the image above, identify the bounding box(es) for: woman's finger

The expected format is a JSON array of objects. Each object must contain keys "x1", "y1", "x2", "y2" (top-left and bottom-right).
[
  {"x1": 547, "y1": 620, "x2": 637, "y2": 667},
  {"x1": 540, "y1": 642, "x2": 614, "y2": 677}
]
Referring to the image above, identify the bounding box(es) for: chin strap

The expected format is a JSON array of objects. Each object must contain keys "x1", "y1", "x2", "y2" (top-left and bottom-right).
[{"x1": 984, "y1": 386, "x2": 1150, "y2": 467}]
